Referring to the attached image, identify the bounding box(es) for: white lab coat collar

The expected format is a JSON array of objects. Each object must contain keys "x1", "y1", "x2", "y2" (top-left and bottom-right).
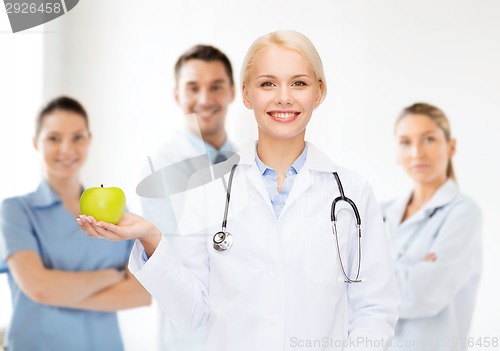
[
  {"x1": 425, "y1": 178, "x2": 459, "y2": 209},
  {"x1": 302, "y1": 142, "x2": 337, "y2": 173},
  {"x1": 397, "y1": 178, "x2": 459, "y2": 228},
  {"x1": 237, "y1": 141, "x2": 335, "y2": 172},
  {"x1": 236, "y1": 141, "x2": 258, "y2": 166}
]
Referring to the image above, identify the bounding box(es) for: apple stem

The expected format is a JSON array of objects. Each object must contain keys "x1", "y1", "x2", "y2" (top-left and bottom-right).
[{"x1": 101, "y1": 184, "x2": 103, "y2": 187}]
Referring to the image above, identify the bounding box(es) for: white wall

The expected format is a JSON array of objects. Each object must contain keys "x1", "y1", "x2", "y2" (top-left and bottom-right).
[
  {"x1": 0, "y1": 11, "x2": 44, "y2": 334},
  {"x1": 1, "y1": 0, "x2": 499, "y2": 347}
]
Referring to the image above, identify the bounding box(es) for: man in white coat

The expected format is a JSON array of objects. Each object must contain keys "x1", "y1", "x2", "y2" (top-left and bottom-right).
[{"x1": 139, "y1": 44, "x2": 236, "y2": 351}]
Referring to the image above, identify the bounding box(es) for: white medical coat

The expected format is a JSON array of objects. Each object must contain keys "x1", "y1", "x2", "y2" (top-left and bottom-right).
[
  {"x1": 139, "y1": 130, "x2": 236, "y2": 351},
  {"x1": 381, "y1": 179, "x2": 482, "y2": 351},
  {"x1": 131, "y1": 142, "x2": 399, "y2": 351}
]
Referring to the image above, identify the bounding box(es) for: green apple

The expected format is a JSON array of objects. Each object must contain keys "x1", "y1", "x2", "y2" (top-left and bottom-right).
[{"x1": 80, "y1": 184, "x2": 126, "y2": 224}]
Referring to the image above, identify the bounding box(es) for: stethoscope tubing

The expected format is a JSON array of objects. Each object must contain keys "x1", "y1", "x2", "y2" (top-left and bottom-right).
[
  {"x1": 221, "y1": 164, "x2": 238, "y2": 232},
  {"x1": 331, "y1": 172, "x2": 362, "y2": 283},
  {"x1": 213, "y1": 164, "x2": 238, "y2": 251}
]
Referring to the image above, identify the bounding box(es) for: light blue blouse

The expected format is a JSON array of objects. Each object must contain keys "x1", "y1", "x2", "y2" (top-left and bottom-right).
[
  {"x1": 0, "y1": 180, "x2": 133, "y2": 351},
  {"x1": 255, "y1": 144, "x2": 308, "y2": 219}
]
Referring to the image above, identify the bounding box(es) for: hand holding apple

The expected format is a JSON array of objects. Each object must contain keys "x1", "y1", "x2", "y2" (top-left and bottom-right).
[
  {"x1": 80, "y1": 184, "x2": 126, "y2": 224},
  {"x1": 77, "y1": 212, "x2": 162, "y2": 256}
]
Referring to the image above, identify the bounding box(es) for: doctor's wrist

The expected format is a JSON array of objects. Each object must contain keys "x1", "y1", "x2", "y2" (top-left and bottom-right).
[{"x1": 140, "y1": 225, "x2": 162, "y2": 259}]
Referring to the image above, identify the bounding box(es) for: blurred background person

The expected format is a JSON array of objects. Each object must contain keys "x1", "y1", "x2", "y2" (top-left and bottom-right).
[
  {"x1": 139, "y1": 45, "x2": 236, "y2": 351},
  {"x1": 0, "y1": 96, "x2": 151, "y2": 351},
  {"x1": 382, "y1": 102, "x2": 482, "y2": 350}
]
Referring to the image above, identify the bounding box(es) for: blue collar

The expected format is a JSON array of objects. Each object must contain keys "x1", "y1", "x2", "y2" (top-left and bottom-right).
[
  {"x1": 255, "y1": 143, "x2": 308, "y2": 176},
  {"x1": 30, "y1": 180, "x2": 86, "y2": 208},
  {"x1": 30, "y1": 180, "x2": 62, "y2": 208},
  {"x1": 180, "y1": 129, "x2": 234, "y2": 162}
]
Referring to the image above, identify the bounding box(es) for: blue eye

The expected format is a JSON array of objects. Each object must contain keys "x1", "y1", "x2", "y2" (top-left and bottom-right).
[
  {"x1": 260, "y1": 81, "x2": 274, "y2": 87},
  {"x1": 423, "y1": 136, "x2": 435, "y2": 143},
  {"x1": 399, "y1": 140, "x2": 410, "y2": 146},
  {"x1": 292, "y1": 81, "x2": 307, "y2": 87}
]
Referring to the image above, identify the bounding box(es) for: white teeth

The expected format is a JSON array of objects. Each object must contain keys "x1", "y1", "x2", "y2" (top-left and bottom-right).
[
  {"x1": 272, "y1": 112, "x2": 296, "y2": 119},
  {"x1": 57, "y1": 160, "x2": 77, "y2": 167}
]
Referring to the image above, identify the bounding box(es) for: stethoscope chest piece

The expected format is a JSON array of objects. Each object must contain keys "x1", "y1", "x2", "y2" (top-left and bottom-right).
[{"x1": 213, "y1": 231, "x2": 233, "y2": 251}]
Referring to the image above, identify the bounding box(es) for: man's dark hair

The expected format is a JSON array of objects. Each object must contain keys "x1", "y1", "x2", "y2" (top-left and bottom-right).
[{"x1": 174, "y1": 45, "x2": 234, "y2": 86}]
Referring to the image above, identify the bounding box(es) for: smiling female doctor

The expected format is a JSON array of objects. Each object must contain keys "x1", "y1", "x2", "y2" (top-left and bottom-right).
[
  {"x1": 382, "y1": 103, "x2": 482, "y2": 350},
  {"x1": 78, "y1": 30, "x2": 399, "y2": 350}
]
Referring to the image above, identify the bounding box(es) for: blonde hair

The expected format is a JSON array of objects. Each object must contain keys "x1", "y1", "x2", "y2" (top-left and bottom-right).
[
  {"x1": 240, "y1": 30, "x2": 327, "y2": 103},
  {"x1": 397, "y1": 102, "x2": 456, "y2": 181}
]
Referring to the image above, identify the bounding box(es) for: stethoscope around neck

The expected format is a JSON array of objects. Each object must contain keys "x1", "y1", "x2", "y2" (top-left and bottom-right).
[{"x1": 212, "y1": 165, "x2": 363, "y2": 283}]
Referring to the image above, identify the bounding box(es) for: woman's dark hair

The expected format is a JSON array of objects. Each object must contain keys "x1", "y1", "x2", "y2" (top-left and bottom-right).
[{"x1": 35, "y1": 96, "x2": 89, "y2": 138}]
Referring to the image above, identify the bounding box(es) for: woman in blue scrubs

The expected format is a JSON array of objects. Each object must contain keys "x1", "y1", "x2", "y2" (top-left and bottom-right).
[{"x1": 0, "y1": 96, "x2": 151, "y2": 351}]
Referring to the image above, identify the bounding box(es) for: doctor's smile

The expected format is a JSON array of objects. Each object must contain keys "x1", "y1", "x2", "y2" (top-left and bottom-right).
[
  {"x1": 410, "y1": 163, "x2": 430, "y2": 172},
  {"x1": 267, "y1": 110, "x2": 301, "y2": 122},
  {"x1": 195, "y1": 109, "x2": 218, "y2": 119}
]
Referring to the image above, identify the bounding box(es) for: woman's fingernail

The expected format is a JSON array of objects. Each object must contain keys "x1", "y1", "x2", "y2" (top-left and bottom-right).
[
  {"x1": 76, "y1": 218, "x2": 82, "y2": 225},
  {"x1": 86, "y1": 217, "x2": 92, "y2": 224}
]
